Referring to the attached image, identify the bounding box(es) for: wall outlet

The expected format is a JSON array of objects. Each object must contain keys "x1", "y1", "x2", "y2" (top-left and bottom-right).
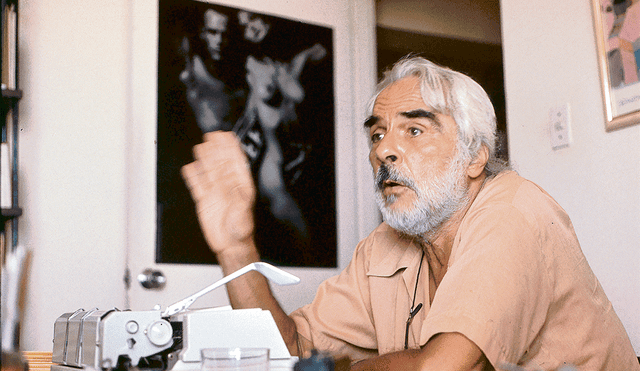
[{"x1": 550, "y1": 103, "x2": 571, "y2": 150}]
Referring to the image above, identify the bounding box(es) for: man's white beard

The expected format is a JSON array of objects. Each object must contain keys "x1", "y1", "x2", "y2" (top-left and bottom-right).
[{"x1": 374, "y1": 155, "x2": 470, "y2": 237}]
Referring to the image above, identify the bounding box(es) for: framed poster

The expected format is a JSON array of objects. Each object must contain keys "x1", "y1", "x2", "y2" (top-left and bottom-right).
[
  {"x1": 156, "y1": 0, "x2": 336, "y2": 267},
  {"x1": 592, "y1": 0, "x2": 640, "y2": 131}
]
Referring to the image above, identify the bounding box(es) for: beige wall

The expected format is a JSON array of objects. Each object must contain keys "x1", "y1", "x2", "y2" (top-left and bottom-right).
[{"x1": 501, "y1": 0, "x2": 640, "y2": 353}]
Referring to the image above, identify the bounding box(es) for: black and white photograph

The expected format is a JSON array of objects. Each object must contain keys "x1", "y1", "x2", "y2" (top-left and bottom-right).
[{"x1": 156, "y1": 0, "x2": 336, "y2": 267}]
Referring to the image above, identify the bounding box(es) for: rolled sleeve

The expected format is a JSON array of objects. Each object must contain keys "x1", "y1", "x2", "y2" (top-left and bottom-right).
[{"x1": 290, "y1": 239, "x2": 379, "y2": 361}]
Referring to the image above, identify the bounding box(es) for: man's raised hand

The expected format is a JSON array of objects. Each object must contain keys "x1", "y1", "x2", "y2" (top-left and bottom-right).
[{"x1": 181, "y1": 131, "x2": 257, "y2": 257}]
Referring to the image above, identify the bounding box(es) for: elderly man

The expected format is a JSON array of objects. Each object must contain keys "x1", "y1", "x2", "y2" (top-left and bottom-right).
[{"x1": 181, "y1": 57, "x2": 639, "y2": 370}]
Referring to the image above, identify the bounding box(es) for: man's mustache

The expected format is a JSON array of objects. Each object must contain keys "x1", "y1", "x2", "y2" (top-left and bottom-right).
[{"x1": 375, "y1": 164, "x2": 416, "y2": 192}]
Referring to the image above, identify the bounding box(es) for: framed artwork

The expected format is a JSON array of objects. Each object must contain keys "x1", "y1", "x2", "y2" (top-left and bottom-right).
[
  {"x1": 592, "y1": 0, "x2": 640, "y2": 131},
  {"x1": 156, "y1": 0, "x2": 337, "y2": 267}
]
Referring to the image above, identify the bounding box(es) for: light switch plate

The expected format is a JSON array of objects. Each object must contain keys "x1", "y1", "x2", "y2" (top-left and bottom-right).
[{"x1": 550, "y1": 103, "x2": 571, "y2": 150}]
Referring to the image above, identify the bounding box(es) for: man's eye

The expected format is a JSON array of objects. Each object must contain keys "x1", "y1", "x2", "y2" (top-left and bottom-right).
[
  {"x1": 371, "y1": 133, "x2": 384, "y2": 143},
  {"x1": 409, "y1": 127, "x2": 423, "y2": 136}
]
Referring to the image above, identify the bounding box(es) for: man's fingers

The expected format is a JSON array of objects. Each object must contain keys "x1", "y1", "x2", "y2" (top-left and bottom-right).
[
  {"x1": 195, "y1": 132, "x2": 252, "y2": 187},
  {"x1": 201, "y1": 131, "x2": 248, "y2": 161},
  {"x1": 184, "y1": 131, "x2": 255, "y2": 204},
  {"x1": 181, "y1": 161, "x2": 208, "y2": 203},
  {"x1": 180, "y1": 130, "x2": 258, "y2": 251}
]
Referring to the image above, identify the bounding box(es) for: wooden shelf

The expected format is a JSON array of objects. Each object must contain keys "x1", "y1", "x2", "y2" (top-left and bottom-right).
[
  {"x1": 2, "y1": 87, "x2": 22, "y2": 100},
  {"x1": 1, "y1": 207, "x2": 22, "y2": 218},
  {"x1": 1, "y1": 88, "x2": 21, "y2": 115}
]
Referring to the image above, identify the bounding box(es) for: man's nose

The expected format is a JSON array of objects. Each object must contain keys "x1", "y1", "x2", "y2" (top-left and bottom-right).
[{"x1": 374, "y1": 132, "x2": 401, "y2": 164}]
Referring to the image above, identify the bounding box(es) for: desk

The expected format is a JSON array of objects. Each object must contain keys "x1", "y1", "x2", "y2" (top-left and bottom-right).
[
  {"x1": 22, "y1": 351, "x2": 52, "y2": 371},
  {"x1": 24, "y1": 352, "x2": 297, "y2": 371}
]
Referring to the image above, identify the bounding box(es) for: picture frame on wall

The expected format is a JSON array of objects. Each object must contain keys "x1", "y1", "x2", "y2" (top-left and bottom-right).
[
  {"x1": 591, "y1": 0, "x2": 640, "y2": 131},
  {"x1": 156, "y1": 0, "x2": 337, "y2": 267}
]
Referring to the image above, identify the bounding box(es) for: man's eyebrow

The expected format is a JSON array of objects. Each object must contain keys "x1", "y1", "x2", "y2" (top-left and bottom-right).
[
  {"x1": 364, "y1": 116, "x2": 379, "y2": 129},
  {"x1": 363, "y1": 109, "x2": 441, "y2": 129},
  {"x1": 401, "y1": 109, "x2": 436, "y2": 120},
  {"x1": 401, "y1": 109, "x2": 442, "y2": 129}
]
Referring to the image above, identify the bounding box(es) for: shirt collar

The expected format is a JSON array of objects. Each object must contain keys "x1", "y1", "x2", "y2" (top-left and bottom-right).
[{"x1": 367, "y1": 223, "x2": 423, "y2": 278}]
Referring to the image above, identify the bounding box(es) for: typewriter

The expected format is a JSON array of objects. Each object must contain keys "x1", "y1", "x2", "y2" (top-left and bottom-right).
[{"x1": 50, "y1": 263, "x2": 299, "y2": 371}]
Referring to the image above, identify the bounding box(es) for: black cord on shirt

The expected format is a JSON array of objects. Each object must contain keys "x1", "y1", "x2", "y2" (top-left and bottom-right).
[{"x1": 405, "y1": 248, "x2": 426, "y2": 349}]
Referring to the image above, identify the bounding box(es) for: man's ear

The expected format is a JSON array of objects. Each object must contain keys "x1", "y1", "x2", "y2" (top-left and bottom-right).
[{"x1": 467, "y1": 144, "x2": 489, "y2": 179}]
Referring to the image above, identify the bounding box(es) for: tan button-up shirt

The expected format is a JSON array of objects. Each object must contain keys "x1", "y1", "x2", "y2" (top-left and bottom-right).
[{"x1": 290, "y1": 171, "x2": 639, "y2": 369}]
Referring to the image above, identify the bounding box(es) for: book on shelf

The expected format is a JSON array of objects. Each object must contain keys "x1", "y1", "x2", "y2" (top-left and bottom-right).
[
  {"x1": 2, "y1": 2, "x2": 16, "y2": 89},
  {"x1": 1, "y1": 141, "x2": 10, "y2": 208},
  {"x1": 1, "y1": 107, "x2": 13, "y2": 208}
]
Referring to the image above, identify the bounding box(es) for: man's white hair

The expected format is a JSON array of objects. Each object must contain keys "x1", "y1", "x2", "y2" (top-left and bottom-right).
[{"x1": 367, "y1": 56, "x2": 506, "y2": 175}]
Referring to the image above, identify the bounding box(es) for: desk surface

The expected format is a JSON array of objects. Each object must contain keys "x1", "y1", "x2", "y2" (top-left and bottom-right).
[
  {"x1": 25, "y1": 352, "x2": 297, "y2": 371},
  {"x1": 22, "y1": 351, "x2": 52, "y2": 371}
]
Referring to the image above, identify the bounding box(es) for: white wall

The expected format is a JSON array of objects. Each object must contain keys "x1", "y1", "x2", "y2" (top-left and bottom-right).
[
  {"x1": 17, "y1": 0, "x2": 377, "y2": 351},
  {"x1": 18, "y1": 0, "x2": 130, "y2": 351},
  {"x1": 501, "y1": 0, "x2": 640, "y2": 353}
]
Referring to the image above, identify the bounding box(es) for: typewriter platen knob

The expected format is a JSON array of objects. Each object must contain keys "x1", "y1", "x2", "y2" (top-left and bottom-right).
[{"x1": 146, "y1": 319, "x2": 173, "y2": 346}]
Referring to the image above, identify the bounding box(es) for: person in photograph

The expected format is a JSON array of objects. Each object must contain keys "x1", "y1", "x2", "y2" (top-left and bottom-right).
[
  {"x1": 179, "y1": 6, "x2": 329, "y2": 250},
  {"x1": 241, "y1": 43, "x2": 327, "y2": 243},
  {"x1": 179, "y1": 7, "x2": 246, "y2": 134}
]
